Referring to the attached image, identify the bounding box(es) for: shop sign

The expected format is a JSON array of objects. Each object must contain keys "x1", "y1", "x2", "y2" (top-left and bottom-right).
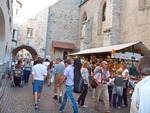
[{"x1": 111, "y1": 52, "x2": 143, "y2": 60}]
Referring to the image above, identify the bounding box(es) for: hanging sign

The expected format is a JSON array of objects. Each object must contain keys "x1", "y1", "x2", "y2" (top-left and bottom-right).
[{"x1": 111, "y1": 52, "x2": 143, "y2": 60}]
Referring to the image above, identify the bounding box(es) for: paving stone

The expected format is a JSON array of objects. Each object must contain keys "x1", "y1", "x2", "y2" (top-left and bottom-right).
[{"x1": 0, "y1": 79, "x2": 130, "y2": 113}]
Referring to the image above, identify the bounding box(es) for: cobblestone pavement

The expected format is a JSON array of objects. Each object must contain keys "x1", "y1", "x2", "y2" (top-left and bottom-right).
[{"x1": 0, "y1": 79, "x2": 130, "y2": 113}]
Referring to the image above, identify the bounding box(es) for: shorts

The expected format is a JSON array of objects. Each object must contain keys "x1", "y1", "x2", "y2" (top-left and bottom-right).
[{"x1": 33, "y1": 80, "x2": 44, "y2": 93}]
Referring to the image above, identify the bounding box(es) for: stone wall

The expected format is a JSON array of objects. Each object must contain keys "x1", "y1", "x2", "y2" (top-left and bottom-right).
[
  {"x1": 46, "y1": 0, "x2": 80, "y2": 60},
  {"x1": 79, "y1": 0, "x2": 150, "y2": 52},
  {"x1": 0, "y1": 0, "x2": 13, "y2": 83},
  {"x1": 79, "y1": 0, "x2": 121, "y2": 50},
  {"x1": 120, "y1": 0, "x2": 150, "y2": 49},
  {"x1": 18, "y1": 7, "x2": 49, "y2": 58}
]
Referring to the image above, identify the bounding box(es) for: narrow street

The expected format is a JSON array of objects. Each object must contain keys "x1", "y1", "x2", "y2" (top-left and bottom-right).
[{"x1": 0, "y1": 78, "x2": 130, "y2": 113}]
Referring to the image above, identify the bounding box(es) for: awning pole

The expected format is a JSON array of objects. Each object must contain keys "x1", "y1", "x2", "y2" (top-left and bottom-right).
[{"x1": 132, "y1": 45, "x2": 134, "y2": 67}]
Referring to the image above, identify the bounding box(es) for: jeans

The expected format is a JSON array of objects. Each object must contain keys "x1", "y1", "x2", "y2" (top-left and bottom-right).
[
  {"x1": 123, "y1": 80, "x2": 128, "y2": 106},
  {"x1": 24, "y1": 70, "x2": 31, "y2": 83},
  {"x1": 77, "y1": 84, "x2": 88, "y2": 106},
  {"x1": 59, "y1": 86, "x2": 78, "y2": 113},
  {"x1": 108, "y1": 85, "x2": 113, "y2": 103},
  {"x1": 113, "y1": 94, "x2": 122, "y2": 107}
]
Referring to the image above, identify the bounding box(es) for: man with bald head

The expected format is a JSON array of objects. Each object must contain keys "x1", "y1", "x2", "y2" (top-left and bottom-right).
[{"x1": 93, "y1": 61, "x2": 110, "y2": 113}]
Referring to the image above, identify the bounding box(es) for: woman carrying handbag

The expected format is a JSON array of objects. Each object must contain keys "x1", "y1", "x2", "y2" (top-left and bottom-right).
[{"x1": 77, "y1": 61, "x2": 90, "y2": 108}]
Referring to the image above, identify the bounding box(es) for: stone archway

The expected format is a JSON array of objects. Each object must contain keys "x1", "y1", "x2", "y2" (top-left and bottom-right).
[{"x1": 12, "y1": 45, "x2": 38, "y2": 60}]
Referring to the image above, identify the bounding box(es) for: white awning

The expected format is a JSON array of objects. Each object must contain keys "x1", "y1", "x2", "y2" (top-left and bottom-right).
[{"x1": 69, "y1": 41, "x2": 150, "y2": 56}]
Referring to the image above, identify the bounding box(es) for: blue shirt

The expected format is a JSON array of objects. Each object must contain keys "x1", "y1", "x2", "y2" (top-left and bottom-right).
[
  {"x1": 130, "y1": 76, "x2": 150, "y2": 113},
  {"x1": 25, "y1": 63, "x2": 31, "y2": 71},
  {"x1": 53, "y1": 62, "x2": 65, "y2": 76},
  {"x1": 64, "y1": 65, "x2": 74, "y2": 86}
]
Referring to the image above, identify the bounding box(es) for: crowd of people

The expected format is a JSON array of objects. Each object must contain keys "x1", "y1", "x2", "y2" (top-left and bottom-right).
[{"x1": 10, "y1": 56, "x2": 150, "y2": 113}]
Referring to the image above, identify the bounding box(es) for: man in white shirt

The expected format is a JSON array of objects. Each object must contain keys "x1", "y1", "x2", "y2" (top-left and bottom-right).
[
  {"x1": 43, "y1": 59, "x2": 50, "y2": 68},
  {"x1": 130, "y1": 56, "x2": 150, "y2": 113},
  {"x1": 31, "y1": 58, "x2": 47, "y2": 109},
  {"x1": 94, "y1": 61, "x2": 110, "y2": 113}
]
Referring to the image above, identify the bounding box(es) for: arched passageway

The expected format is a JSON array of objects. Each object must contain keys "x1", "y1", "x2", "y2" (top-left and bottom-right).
[{"x1": 12, "y1": 45, "x2": 38, "y2": 60}]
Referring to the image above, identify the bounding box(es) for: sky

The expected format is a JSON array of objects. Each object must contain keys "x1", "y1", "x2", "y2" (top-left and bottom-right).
[{"x1": 18, "y1": 0, "x2": 59, "y2": 24}]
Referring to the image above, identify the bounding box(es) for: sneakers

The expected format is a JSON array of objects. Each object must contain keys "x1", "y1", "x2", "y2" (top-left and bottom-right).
[
  {"x1": 37, "y1": 99, "x2": 40, "y2": 104},
  {"x1": 35, "y1": 104, "x2": 38, "y2": 109},
  {"x1": 122, "y1": 104, "x2": 128, "y2": 107},
  {"x1": 53, "y1": 95, "x2": 58, "y2": 100},
  {"x1": 59, "y1": 110, "x2": 63, "y2": 113},
  {"x1": 81, "y1": 105, "x2": 88, "y2": 108},
  {"x1": 117, "y1": 106, "x2": 121, "y2": 109},
  {"x1": 76, "y1": 102, "x2": 80, "y2": 106},
  {"x1": 59, "y1": 96, "x2": 62, "y2": 103}
]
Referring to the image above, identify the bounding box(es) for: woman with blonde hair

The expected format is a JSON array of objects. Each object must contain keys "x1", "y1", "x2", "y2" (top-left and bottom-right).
[
  {"x1": 120, "y1": 62, "x2": 129, "y2": 107},
  {"x1": 77, "y1": 61, "x2": 90, "y2": 108}
]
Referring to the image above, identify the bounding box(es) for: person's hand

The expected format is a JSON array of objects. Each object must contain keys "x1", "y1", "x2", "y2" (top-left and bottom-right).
[
  {"x1": 101, "y1": 76, "x2": 105, "y2": 80},
  {"x1": 99, "y1": 83, "x2": 103, "y2": 87}
]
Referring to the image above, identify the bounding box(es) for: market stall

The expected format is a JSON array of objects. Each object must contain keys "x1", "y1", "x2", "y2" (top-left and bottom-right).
[{"x1": 68, "y1": 41, "x2": 150, "y2": 74}]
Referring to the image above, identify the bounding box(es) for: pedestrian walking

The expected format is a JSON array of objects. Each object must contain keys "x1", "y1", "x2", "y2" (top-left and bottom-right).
[
  {"x1": 107, "y1": 70, "x2": 115, "y2": 106},
  {"x1": 130, "y1": 56, "x2": 150, "y2": 113},
  {"x1": 58, "y1": 59, "x2": 78, "y2": 113},
  {"x1": 47, "y1": 61, "x2": 54, "y2": 86},
  {"x1": 120, "y1": 62, "x2": 129, "y2": 107},
  {"x1": 24, "y1": 59, "x2": 32, "y2": 84},
  {"x1": 43, "y1": 59, "x2": 50, "y2": 84},
  {"x1": 77, "y1": 61, "x2": 90, "y2": 108},
  {"x1": 31, "y1": 58, "x2": 47, "y2": 109},
  {"x1": 94, "y1": 61, "x2": 110, "y2": 113},
  {"x1": 113, "y1": 69, "x2": 124, "y2": 109},
  {"x1": 53, "y1": 58, "x2": 65, "y2": 103}
]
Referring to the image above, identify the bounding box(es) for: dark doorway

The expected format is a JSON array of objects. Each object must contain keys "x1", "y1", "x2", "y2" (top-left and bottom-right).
[{"x1": 63, "y1": 51, "x2": 68, "y2": 60}]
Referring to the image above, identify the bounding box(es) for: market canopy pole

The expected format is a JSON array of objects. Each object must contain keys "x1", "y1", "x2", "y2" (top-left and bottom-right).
[{"x1": 131, "y1": 45, "x2": 135, "y2": 66}]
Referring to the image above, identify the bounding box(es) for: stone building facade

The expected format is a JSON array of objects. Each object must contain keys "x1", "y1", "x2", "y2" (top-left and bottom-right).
[
  {"x1": 45, "y1": 0, "x2": 80, "y2": 60},
  {"x1": 11, "y1": 0, "x2": 23, "y2": 48},
  {"x1": 17, "y1": 0, "x2": 80, "y2": 60},
  {"x1": 79, "y1": 0, "x2": 121, "y2": 50},
  {"x1": 120, "y1": 0, "x2": 150, "y2": 49},
  {"x1": 79, "y1": 0, "x2": 150, "y2": 51},
  {"x1": 17, "y1": 0, "x2": 150, "y2": 60},
  {"x1": 17, "y1": 7, "x2": 49, "y2": 58},
  {"x1": 0, "y1": 0, "x2": 13, "y2": 78}
]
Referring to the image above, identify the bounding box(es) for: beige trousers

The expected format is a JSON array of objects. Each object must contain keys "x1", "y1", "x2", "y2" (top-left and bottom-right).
[
  {"x1": 94, "y1": 84, "x2": 110, "y2": 112},
  {"x1": 54, "y1": 74, "x2": 63, "y2": 94}
]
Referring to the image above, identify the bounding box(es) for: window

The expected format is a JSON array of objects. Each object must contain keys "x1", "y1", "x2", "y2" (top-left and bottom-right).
[
  {"x1": 102, "y1": 2, "x2": 106, "y2": 22},
  {"x1": 16, "y1": 9, "x2": 18, "y2": 15},
  {"x1": 6, "y1": 0, "x2": 10, "y2": 10},
  {"x1": 82, "y1": 12, "x2": 87, "y2": 24},
  {"x1": 63, "y1": 51, "x2": 68, "y2": 60},
  {"x1": 139, "y1": 0, "x2": 150, "y2": 10},
  {"x1": 27, "y1": 28, "x2": 33, "y2": 38},
  {"x1": 12, "y1": 29, "x2": 16, "y2": 39}
]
